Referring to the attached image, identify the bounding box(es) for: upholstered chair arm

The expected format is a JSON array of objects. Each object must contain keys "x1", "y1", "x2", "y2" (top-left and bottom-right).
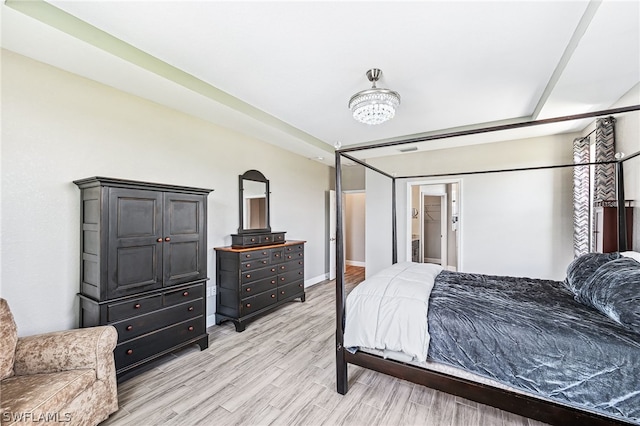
[{"x1": 13, "y1": 326, "x2": 117, "y2": 380}]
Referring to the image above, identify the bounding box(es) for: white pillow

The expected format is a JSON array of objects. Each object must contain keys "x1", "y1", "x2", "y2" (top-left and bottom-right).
[{"x1": 620, "y1": 251, "x2": 640, "y2": 262}]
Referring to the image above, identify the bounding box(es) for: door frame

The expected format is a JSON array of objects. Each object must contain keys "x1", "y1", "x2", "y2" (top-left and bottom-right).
[
  {"x1": 406, "y1": 179, "x2": 462, "y2": 270},
  {"x1": 420, "y1": 192, "x2": 447, "y2": 267}
]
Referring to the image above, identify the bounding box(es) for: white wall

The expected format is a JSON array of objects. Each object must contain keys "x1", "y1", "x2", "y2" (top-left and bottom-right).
[
  {"x1": 372, "y1": 133, "x2": 576, "y2": 280},
  {"x1": 1, "y1": 50, "x2": 331, "y2": 336},
  {"x1": 364, "y1": 169, "x2": 393, "y2": 277},
  {"x1": 345, "y1": 192, "x2": 365, "y2": 265}
]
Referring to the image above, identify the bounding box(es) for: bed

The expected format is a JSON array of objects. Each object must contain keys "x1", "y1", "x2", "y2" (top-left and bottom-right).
[
  {"x1": 334, "y1": 106, "x2": 640, "y2": 426},
  {"x1": 343, "y1": 256, "x2": 640, "y2": 425}
]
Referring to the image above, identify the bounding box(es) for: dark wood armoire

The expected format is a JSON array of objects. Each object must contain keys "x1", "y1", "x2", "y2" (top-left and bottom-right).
[{"x1": 74, "y1": 177, "x2": 212, "y2": 379}]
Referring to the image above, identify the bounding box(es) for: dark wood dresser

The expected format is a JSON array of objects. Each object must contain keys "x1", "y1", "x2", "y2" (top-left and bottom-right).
[
  {"x1": 215, "y1": 240, "x2": 305, "y2": 331},
  {"x1": 74, "y1": 177, "x2": 212, "y2": 379}
]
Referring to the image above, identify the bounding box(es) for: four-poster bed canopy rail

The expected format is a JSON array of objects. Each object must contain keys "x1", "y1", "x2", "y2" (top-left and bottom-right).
[{"x1": 334, "y1": 105, "x2": 640, "y2": 426}]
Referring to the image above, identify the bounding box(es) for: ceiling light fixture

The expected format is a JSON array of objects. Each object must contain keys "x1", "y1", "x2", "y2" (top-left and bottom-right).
[{"x1": 348, "y1": 68, "x2": 400, "y2": 125}]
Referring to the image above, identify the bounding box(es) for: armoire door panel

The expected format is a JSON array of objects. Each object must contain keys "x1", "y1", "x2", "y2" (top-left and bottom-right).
[
  {"x1": 165, "y1": 241, "x2": 200, "y2": 284},
  {"x1": 163, "y1": 193, "x2": 206, "y2": 286},
  {"x1": 108, "y1": 188, "x2": 163, "y2": 298}
]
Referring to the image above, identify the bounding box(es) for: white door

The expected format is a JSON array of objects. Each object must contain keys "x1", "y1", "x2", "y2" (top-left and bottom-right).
[{"x1": 329, "y1": 190, "x2": 336, "y2": 280}]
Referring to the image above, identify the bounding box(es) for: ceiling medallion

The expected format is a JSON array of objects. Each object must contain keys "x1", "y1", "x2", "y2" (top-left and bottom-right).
[{"x1": 348, "y1": 68, "x2": 401, "y2": 125}]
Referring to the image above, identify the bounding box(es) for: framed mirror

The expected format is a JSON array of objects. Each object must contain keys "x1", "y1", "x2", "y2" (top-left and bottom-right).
[{"x1": 238, "y1": 170, "x2": 270, "y2": 234}]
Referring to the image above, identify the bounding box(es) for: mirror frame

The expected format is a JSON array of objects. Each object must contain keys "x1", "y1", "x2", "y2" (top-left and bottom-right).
[{"x1": 238, "y1": 169, "x2": 271, "y2": 234}]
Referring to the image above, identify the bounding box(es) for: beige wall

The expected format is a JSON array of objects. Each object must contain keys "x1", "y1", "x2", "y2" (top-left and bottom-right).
[{"x1": 1, "y1": 50, "x2": 332, "y2": 336}]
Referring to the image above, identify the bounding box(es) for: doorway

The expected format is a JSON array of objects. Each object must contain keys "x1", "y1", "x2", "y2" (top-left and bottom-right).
[{"x1": 408, "y1": 180, "x2": 461, "y2": 271}]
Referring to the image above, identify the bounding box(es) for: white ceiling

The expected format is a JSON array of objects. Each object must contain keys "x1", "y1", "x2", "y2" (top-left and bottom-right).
[{"x1": 2, "y1": 1, "x2": 639, "y2": 164}]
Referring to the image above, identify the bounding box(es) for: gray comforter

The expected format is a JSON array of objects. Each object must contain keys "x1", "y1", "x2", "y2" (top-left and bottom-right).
[{"x1": 427, "y1": 270, "x2": 640, "y2": 424}]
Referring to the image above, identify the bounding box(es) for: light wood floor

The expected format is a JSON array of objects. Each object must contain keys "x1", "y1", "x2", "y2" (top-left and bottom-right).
[{"x1": 102, "y1": 266, "x2": 547, "y2": 426}]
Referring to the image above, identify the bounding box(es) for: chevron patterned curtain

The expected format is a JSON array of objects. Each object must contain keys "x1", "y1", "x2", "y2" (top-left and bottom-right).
[
  {"x1": 593, "y1": 117, "x2": 616, "y2": 202},
  {"x1": 573, "y1": 136, "x2": 590, "y2": 257}
]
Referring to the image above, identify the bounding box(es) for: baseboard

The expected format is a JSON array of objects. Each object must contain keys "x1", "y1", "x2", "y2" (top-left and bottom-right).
[
  {"x1": 305, "y1": 274, "x2": 327, "y2": 288},
  {"x1": 346, "y1": 260, "x2": 365, "y2": 267}
]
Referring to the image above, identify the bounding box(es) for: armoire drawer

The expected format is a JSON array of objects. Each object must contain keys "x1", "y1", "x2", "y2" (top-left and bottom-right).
[
  {"x1": 164, "y1": 283, "x2": 203, "y2": 306},
  {"x1": 107, "y1": 294, "x2": 163, "y2": 322},
  {"x1": 112, "y1": 299, "x2": 203, "y2": 342},
  {"x1": 115, "y1": 316, "x2": 205, "y2": 371}
]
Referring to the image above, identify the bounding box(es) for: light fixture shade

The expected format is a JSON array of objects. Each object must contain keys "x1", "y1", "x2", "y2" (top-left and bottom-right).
[{"x1": 349, "y1": 69, "x2": 400, "y2": 125}]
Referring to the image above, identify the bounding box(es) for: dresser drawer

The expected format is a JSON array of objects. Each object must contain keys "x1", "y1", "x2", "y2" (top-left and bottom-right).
[
  {"x1": 164, "y1": 283, "x2": 203, "y2": 306},
  {"x1": 241, "y1": 290, "x2": 277, "y2": 315},
  {"x1": 276, "y1": 258, "x2": 304, "y2": 273},
  {"x1": 241, "y1": 276, "x2": 277, "y2": 297},
  {"x1": 260, "y1": 234, "x2": 276, "y2": 244},
  {"x1": 241, "y1": 258, "x2": 270, "y2": 272},
  {"x1": 277, "y1": 281, "x2": 304, "y2": 301},
  {"x1": 283, "y1": 244, "x2": 304, "y2": 253},
  {"x1": 272, "y1": 233, "x2": 286, "y2": 244},
  {"x1": 115, "y1": 316, "x2": 204, "y2": 371},
  {"x1": 277, "y1": 268, "x2": 304, "y2": 285},
  {"x1": 241, "y1": 266, "x2": 278, "y2": 284},
  {"x1": 282, "y1": 251, "x2": 304, "y2": 262},
  {"x1": 113, "y1": 299, "x2": 203, "y2": 342},
  {"x1": 239, "y1": 249, "x2": 270, "y2": 261},
  {"x1": 107, "y1": 294, "x2": 163, "y2": 322},
  {"x1": 270, "y1": 249, "x2": 283, "y2": 263}
]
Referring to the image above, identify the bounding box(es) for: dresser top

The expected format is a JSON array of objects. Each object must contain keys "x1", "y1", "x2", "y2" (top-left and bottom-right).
[{"x1": 215, "y1": 240, "x2": 306, "y2": 253}]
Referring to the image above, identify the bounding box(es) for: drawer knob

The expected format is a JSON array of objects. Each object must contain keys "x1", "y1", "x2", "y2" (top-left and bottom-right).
[
  {"x1": 250, "y1": 238, "x2": 256, "y2": 242},
  {"x1": 298, "y1": 272, "x2": 303, "y2": 275},
  {"x1": 280, "y1": 277, "x2": 285, "y2": 281},
  {"x1": 261, "y1": 260, "x2": 267, "y2": 264},
  {"x1": 126, "y1": 325, "x2": 133, "y2": 331},
  {"x1": 157, "y1": 238, "x2": 163, "y2": 243},
  {"x1": 188, "y1": 306, "x2": 194, "y2": 311},
  {"x1": 246, "y1": 274, "x2": 251, "y2": 278},
  {"x1": 246, "y1": 303, "x2": 251, "y2": 308},
  {"x1": 246, "y1": 263, "x2": 251, "y2": 268},
  {"x1": 271, "y1": 268, "x2": 276, "y2": 272},
  {"x1": 280, "y1": 266, "x2": 285, "y2": 270},
  {"x1": 165, "y1": 237, "x2": 171, "y2": 242},
  {"x1": 183, "y1": 291, "x2": 189, "y2": 297},
  {"x1": 299, "y1": 284, "x2": 303, "y2": 288},
  {"x1": 271, "y1": 280, "x2": 276, "y2": 284},
  {"x1": 299, "y1": 261, "x2": 303, "y2": 265},
  {"x1": 281, "y1": 291, "x2": 285, "y2": 295},
  {"x1": 126, "y1": 349, "x2": 133, "y2": 355},
  {"x1": 246, "y1": 287, "x2": 251, "y2": 292},
  {"x1": 188, "y1": 326, "x2": 194, "y2": 331},
  {"x1": 262, "y1": 251, "x2": 267, "y2": 255},
  {"x1": 265, "y1": 237, "x2": 271, "y2": 241},
  {"x1": 245, "y1": 254, "x2": 251, "y2": 258},
  {"x1": 271, "y1": 294, "x2": 276, "y2": 298},
  {"x1": 134, "y1": 303, "x2": 141, "y2": 309}
]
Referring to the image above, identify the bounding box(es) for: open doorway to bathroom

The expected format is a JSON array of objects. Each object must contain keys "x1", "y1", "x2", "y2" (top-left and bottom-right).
[{"x1": 409, "y1": 180, "x2": 460, "y2": 271}]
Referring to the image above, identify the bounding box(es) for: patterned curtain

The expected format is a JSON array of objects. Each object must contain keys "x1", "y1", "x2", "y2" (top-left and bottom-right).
[
  {"x1": 573, "y1": 137, "x2": 590, "y2": 257},
  {"x1": 591, "y1": 116, "x2": 616, "y2": 251},
  {"x1": 593, "y1": 117, "x2": 617, "y2": 202}
]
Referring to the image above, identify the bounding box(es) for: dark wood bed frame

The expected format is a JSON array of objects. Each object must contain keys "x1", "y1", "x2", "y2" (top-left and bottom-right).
[{"x1": 334, "y1": 105, "x2": 640, "y2": 426}]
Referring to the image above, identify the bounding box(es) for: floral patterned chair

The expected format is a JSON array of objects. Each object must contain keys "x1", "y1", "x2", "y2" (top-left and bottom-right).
[{"x1": 0, "y1": 298, "x2": 118, "y2": 425}]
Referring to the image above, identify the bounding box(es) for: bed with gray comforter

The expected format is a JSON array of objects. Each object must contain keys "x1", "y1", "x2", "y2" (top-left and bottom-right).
[{"x1": 345, "y1": 252, "x2": 640, "y2": 424}]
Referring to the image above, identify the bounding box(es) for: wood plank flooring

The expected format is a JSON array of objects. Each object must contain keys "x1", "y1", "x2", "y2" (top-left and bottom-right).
[{"x1": 101, "y1": 266, "x2": 547, "y2": 426}]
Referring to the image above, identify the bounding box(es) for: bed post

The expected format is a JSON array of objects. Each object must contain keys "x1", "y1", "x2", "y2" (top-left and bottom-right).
[
  {"x1": 392, "y1": 177, "x2": 397, "y2": 264},
  {"x1": 335, "y1": 151, "x2": 348, "y2": 395},
  {"x1": 615, "y1": 159, "x2": 628, "y2": 251}
]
